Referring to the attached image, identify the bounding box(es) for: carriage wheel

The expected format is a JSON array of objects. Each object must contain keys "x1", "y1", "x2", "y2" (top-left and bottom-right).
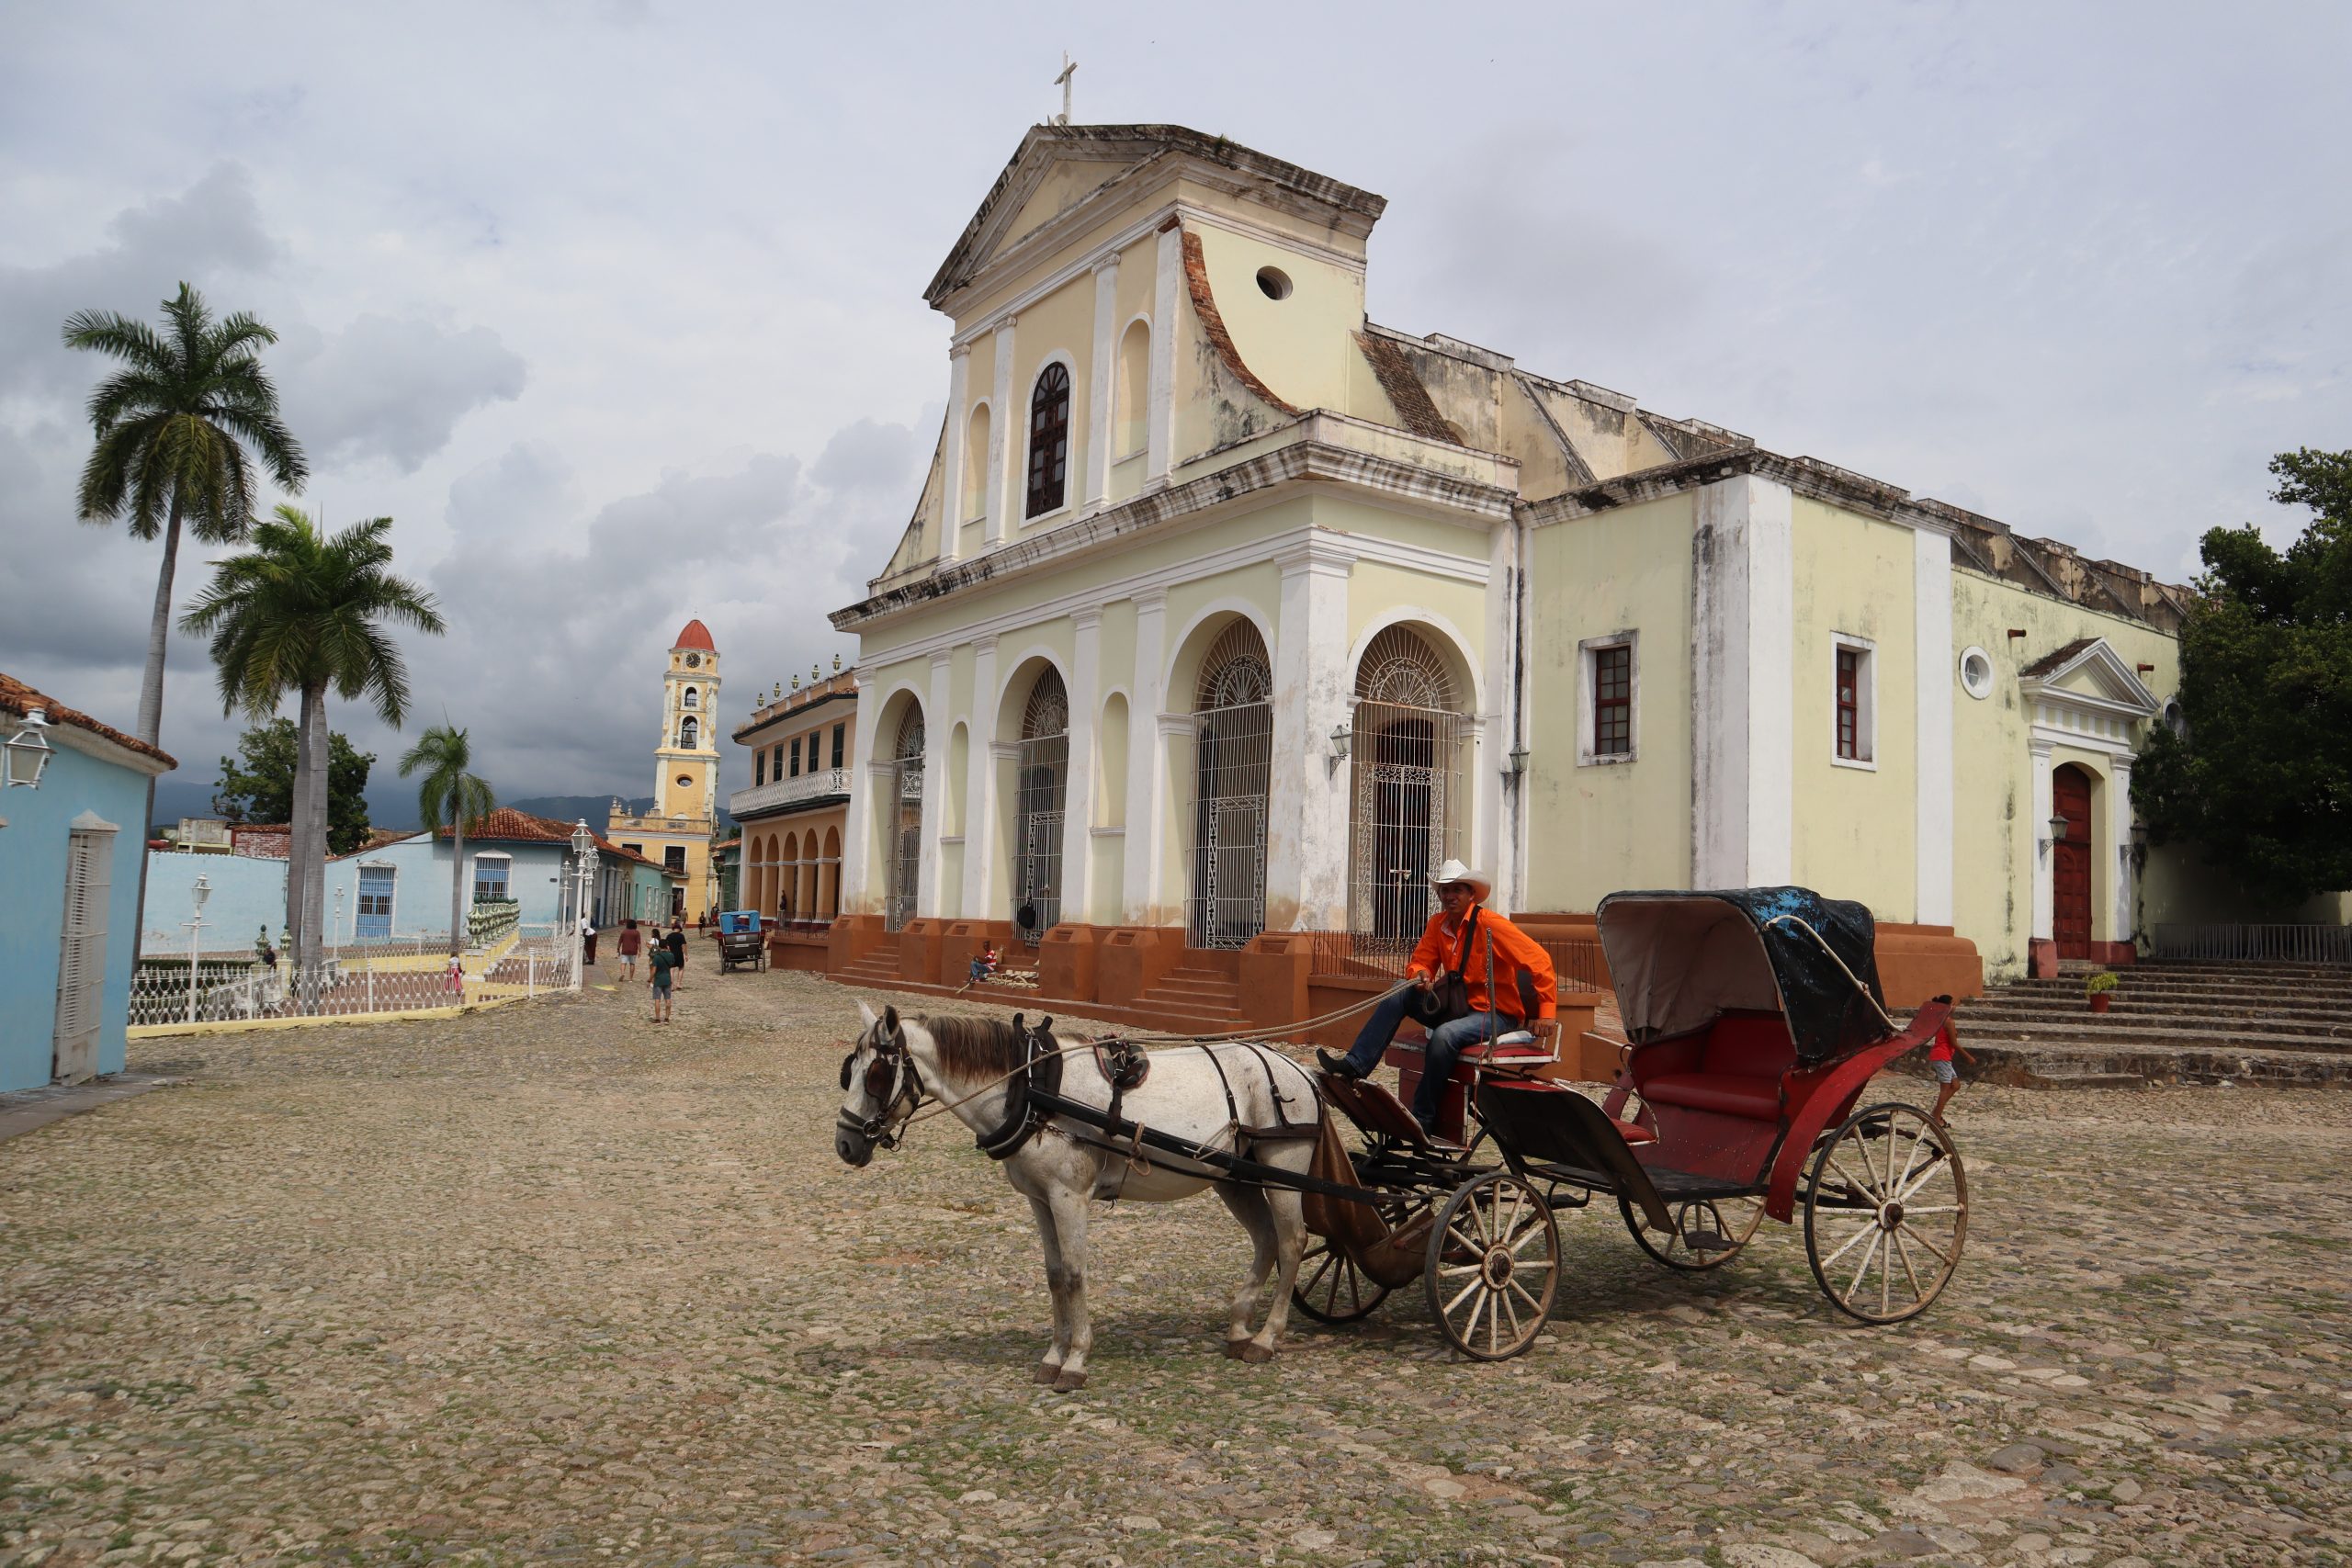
[
  {"x1": 1423, "y1": 1173, "x2": 1558, "y2": 1361},
  {"x1": 1292, "y1": 1236, "x2": 1392, "y2": 1324},
  {"x1": 1618, "y1": 1192, "x2": 1766, "y2": 1271},
  {"x1": 1804, "y1": 1101, "x2": 1968, "y2": 1325}
]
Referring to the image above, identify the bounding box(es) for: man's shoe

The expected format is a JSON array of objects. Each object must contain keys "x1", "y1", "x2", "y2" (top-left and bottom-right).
[{"x1": 1316, "y1": 1048, "x2": 1364, "y2": 1080}]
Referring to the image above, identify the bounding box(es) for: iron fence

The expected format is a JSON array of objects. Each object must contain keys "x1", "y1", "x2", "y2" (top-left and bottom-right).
[
  {"x1": 2152, "y1": 923, "x2": 2352, "y2": 964},
  {"x1": 128, "y1": 920, "x2": 580, "y2": 1032}
]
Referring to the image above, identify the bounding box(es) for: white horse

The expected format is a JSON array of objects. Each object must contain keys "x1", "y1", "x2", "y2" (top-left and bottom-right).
[{"x1": 833, "y1": 1001, "x2": 1322, "y2": 1390}]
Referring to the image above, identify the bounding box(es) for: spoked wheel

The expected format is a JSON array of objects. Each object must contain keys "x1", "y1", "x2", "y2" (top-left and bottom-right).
[
  {"x1": 1423, "y1": 1172, "x2": 1559, "y2": 1360},
  {"x1": 1619, "y1": 1192, "x2": 1767, "y2": 1271},
  {"x1": 1804, "y1": 1101, "x2": 1968, "y2": 1324},
  {"x1": 1292, "y1": 1234, "x2": 1391, "y2": 1323}
]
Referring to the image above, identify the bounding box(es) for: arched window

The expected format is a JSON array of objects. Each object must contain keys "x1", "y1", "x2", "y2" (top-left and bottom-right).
[
  {"x1": 1115, "y1": 321, "x2": 1149, "y2": 457},
  {"x1": 886, "y1": 705, "x2": 926, "y2": 931},
  {"x1": 1013, "y1": 669, "x2": 1069, "y2": 944},
  {"x1": 1189, "y1": 621, "x2": 1273, "y2": 949},
  {"x1": 1347, "y1": 626, "x2": 1469, "y2": 943},
  {"x1": 963, "y1": 403, "x2": 990, "y2": 521},
  {"x1": 679, "y1": 716, "x2": 699, "y2": 749},
  {"x1": 1025, "y1": 362, "x2": 1071, "y2": 518},
  {"x1": 682, "y1": 687, "x2": 698, "y2": 710}
]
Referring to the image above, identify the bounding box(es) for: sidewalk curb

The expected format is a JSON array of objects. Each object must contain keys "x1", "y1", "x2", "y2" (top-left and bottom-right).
[{"x1": 0, "y1": 1075, "x2": 176, "y2": 1145}]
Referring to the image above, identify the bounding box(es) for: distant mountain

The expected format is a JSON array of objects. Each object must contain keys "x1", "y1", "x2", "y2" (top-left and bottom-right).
[
  {"x1": 151, "y1": 780, "x2": 664, "y2": 838},
  {"x1": 504, "y1": 795, "x2": 654, "y2": 827}
]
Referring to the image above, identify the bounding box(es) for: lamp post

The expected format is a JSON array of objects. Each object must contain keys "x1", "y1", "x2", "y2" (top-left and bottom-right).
[
  {"x1": 570, "y1": 819, "x2": 594, "y2": 990},
  {"x1": 333, "y1": 884, "x2": 345, "y2": 960},
  {"x1": 184, "y1": 874, "x2": 211, "y2": 1027},
  {"x1": 4, "y1": 707, "x2": 54, "y2": 789}
]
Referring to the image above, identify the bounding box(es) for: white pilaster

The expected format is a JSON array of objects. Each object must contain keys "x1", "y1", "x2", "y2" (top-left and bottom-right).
[
  {"x1": 2110, "y1": 758, "x2": 2135, "y2": 945},
  {"x1": 1123, "y1": 592, "x2": 1169, "y2": 922},
  {"x1": 1913, "y1": 526, "x2": 1955, "y2": 925},
  {"x1": 939, "y1": 345, "x2": 971, "y2": 564},
  {"x1": 1058, "y1": 610, "x2": 1102, "y2": 922},
  {"x1": 839, "y1": 677, "x2": 880, "y2": 914},
  {"x1": 1479, "y1": 518, "x2": 1512, "y2": 909},
  {"x1": 989, "y1": 318, "x2": 1017, "y2": 546},
  {"x1": 1268, "y1": 538, "x2": 1357, "y2": 932},
  {"x1": 1690, "y1": 474, "x2": 1795, "y2": 886},
  {"x1": 962, "y1": 637, "x2": 1001, "y2": 916},
  {"x1": 917, "y1": 651, "x2": 954, "y2": 918},
  {"x1": 1084, "y1": 254, "x2": 1119, "y2": 510},
  {"x1": 1146, "y1": 226, "x2": 1182, "y2": 486},
  {"x1": 2030, "y1": 739, "x2": 2055, "y2": 942}
]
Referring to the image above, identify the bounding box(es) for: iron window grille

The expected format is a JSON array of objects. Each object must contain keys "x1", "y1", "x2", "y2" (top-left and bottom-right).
[
  {"x1": 1012, "y1": 670, "x2": 1069, "y2": 946},
  {"x1": 1186, "y1": 621, "x2": 1273, "y2": 950}
]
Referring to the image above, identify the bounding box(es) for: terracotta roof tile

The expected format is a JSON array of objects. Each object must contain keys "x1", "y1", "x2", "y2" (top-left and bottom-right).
[
  {"x1": 1354, "y1": 333, "x2": 1464, "y2": 445},
  {"x1": 0, "y1": 671, "x2": 175, "y2": 769}
]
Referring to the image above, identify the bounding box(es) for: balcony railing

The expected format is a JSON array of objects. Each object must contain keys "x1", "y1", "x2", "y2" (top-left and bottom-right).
[
  {"x1": 729, "y1": 767, "x2": 851, "y2": 818},
  {"x1": 2152, "y1": 923, "x2": 2352, "y2": 964}
]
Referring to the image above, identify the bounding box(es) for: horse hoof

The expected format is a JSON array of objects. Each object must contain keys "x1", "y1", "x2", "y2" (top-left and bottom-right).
[
  {"x1": 1033, "y1": 1362, "x2": 1061, "y2": 1385},
  {"x1": 1234, "y1": 1341, "x2": 1276, "y2": 1364},
  {"x1": 1222, "y1": 1338, "x2": 1250, "y2": 1359},
  {"x1": 1052, "y1": 1370, "x2": 1089, "y2": 1391}
]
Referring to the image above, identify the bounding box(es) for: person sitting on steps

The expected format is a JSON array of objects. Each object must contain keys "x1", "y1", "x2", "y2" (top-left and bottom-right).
[{"x1": 1318, "y1": 860, "x2": 1558, "y2": 1137}]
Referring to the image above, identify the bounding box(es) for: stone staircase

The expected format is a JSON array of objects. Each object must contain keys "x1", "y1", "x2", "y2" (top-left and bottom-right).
[
  {"x1": 1128, "y1": 953, "x2": 1246, "y2": 1030},
  {"x1": 832, "y1": 947, "x2": 909, "y2": 990},
  {"x1": 1948, "y1": 960, "x2": 2352, "y2": 1087}
]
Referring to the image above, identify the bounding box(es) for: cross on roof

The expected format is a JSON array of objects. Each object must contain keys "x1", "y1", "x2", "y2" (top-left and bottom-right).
[{"x1": 1053, "y1": 52, "x2": 1077, "y2": 126}]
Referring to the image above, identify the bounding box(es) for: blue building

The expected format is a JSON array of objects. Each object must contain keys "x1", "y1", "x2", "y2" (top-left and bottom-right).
[{"x1": 1, "y1": 673, "x2": 176, "y2": 1089}]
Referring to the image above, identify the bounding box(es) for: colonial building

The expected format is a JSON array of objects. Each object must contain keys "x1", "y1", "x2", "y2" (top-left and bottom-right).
[
  {"x1": 824, "y1": 122, "x2": 2251, "y2": 1016},
  {"x1": 729, "y1": 661, "x2": 855, "y2": 965},
  {"x1": 609, "y1": 618, "x2": 723, "y2": 921}
]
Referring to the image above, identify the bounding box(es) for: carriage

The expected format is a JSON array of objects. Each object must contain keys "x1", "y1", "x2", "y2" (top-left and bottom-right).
[
  {"x1": 1295, "y1": 886, "x2": 1970, "y2": 1360},
  {"x1": 716, "y1": 910, "x2": 767, "y2": 974}
]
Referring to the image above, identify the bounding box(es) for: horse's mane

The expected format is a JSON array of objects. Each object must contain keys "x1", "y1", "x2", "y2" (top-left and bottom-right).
[{"x1": 917, "y1": 1013, "x2": 1028, "y2": 1083}]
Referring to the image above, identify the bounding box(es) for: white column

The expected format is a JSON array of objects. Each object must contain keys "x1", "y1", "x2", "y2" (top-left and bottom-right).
[
  {"x1": 1913, "y1": 526, "x2": 1955, "y2": 925},
  {"x1": 916, "y1": 651, "x2": 953, "y2": 918},
  {"x1": 1478, "y1": 517, "x2": 1512, "y2": 909},
  {"x1": 1690, "y1": 474, "x2": 1795, "y2": 886},
  {"x1": 839, "y1": 676, "x2": 881, "y2": 914},
  {"x1": 962, "y1": 637, "x2": 1001, "y2": 918},
  {"x1": 1123, "y1": 592, "x2": 1170, "y2": 923},
  {"x1": 1268, "y1": 539, "x2": 1356, "y2": 932},
  {"x1": 1084, "y1": 254, "x2": 1120, "y2": 510},
  {"x1": 989, "y1": 317, "x2": 1018, "y2": 544},
  {"x1": 2030, "y1": 739, "x2": 2055, "y2": 943},
  {"x1": 1147, "y1": 225, "x2": 1182, "y2": 486},
  {"x1": 939, "y1": 345, "x2": 971, "y2": 564},
  {"x1": 2110, "y1": 757, "x2": 2135, "y2": 947},
  {"x1": 1058, "y1": 611, "x2": 1102, "y2": 922}
]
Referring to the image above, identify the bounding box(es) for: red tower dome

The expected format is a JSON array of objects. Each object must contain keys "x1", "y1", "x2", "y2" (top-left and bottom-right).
[{"x1": 673, "y1": 618, "x2": 715, "y2": 652}]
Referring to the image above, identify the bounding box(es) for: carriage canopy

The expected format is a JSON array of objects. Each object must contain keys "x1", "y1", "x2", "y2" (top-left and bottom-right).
[{"x1": 1595, "y1": 886, "x2": 1890, "y2": 1065}]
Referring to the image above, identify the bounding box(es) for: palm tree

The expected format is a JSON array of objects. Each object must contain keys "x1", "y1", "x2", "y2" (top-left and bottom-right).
[
  {"x1": 400, "y1": 725, "x2": 497, "y2": 959},
  {"x1": 63, "y1": 283, "x2": 308, "y2": 747},
  {"x1": 183, "y1": 506, "x2": 444, "y2": 1005}
]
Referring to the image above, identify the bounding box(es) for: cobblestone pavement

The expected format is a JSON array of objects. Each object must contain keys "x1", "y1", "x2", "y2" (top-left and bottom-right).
[{"x1": 3, "y1": 969, "x2": 2348, "y2": 1567}]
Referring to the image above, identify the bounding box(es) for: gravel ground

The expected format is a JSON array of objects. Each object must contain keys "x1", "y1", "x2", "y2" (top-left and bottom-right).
[{"x1": 2, "y1": 966, "x2": 2347, "y2": 1567}]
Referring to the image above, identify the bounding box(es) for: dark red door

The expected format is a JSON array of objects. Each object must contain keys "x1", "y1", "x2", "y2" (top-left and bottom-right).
[{"x1": 2052, "y1": 765, "x2": 2093, "y2": 960}]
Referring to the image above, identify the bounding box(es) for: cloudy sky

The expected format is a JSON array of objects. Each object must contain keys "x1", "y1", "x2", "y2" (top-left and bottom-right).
[{"x1": 3, "y1": 2, "x2": 2346, "y2": 822}]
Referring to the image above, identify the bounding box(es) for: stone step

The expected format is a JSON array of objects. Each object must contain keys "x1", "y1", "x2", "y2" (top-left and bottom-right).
[
  {"x1": 1956, "y1": 1006, "x2": 2352, "y2": 1041},
  {"x1": 1946, "y1": 1041, "x2": 2352, "y2": 1089},
  {"x1": 1999, "y1": 973, "x2": 2352, "y2": 993},
  {"x1": 1957, "y1": 1018, "x2": 2352, "y2": 1055}
]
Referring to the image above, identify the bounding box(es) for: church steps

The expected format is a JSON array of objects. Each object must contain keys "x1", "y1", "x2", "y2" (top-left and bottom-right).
[{"x1": 1956, "y1": 1004, "x2": 2352, "y2": 1040}]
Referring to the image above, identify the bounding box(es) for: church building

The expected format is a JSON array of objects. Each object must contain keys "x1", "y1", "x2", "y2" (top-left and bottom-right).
[
  {"x1": 609, "y1": 619, "x2": 723, "y2": 921},
  {"x1": 824, "y1": 123, "x2": 2251, "y2": 1014}
]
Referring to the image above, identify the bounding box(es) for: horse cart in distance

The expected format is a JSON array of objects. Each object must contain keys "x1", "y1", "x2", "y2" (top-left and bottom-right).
[
  {"x1": 716, "y1": 910, "x2": 767, "y2": 974},
  {"x1": 1300, "y1": 886, "x2": 1969, "y2": 1359}
]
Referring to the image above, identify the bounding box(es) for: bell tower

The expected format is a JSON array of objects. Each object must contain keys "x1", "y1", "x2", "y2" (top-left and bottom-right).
[{"x1": 657, "y1": 618, "x2": 720, "y2": 820}]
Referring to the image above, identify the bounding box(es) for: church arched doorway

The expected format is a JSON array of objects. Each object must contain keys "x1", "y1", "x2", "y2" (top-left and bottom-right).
[
  {"x1": 885, "y1": 705, "x2": 926, "y2": 931},
  {"x1": 1012, "y1": 668, "x2": 1069, "y2": 946},
  {"x1": 2052, "y1": 763, "x2": 2094, "y2": 960},
  {"x1": 1348, "y1": 626, "x2": 1469, "y2": 945},
  {"x1": 1187, "y1": 621, "x2": 1272, "y2": 949}
]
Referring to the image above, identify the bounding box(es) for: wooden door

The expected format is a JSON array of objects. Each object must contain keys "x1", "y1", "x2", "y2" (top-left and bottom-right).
[{"x1": 2052, "y1": 765, "x2": 2093, "y2": 960}]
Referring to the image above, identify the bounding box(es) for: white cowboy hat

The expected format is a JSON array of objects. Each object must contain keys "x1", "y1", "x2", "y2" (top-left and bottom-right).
[{"x1": 1428, "y1": 859, "x2": 1492, "y2": 900}]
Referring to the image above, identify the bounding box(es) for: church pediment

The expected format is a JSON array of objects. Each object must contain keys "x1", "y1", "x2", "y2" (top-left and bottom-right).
[
  {"x1": 2018, "y1": 637, "x2": 2159, "y2": 716},
  {"x1": 924, "y1": 123, "x2": 1385, "y2": 310}
]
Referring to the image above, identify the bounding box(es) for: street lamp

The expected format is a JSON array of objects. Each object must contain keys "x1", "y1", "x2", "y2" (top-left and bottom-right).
[
  {"x1": 4, "y1": 707, "x2": 53, "y2": 789},
  {"x1": 2048, "y1": 815, "x2": 2072, "y2": 842},
  {"x1": 333, "y1": 884, "x2": 345, "y2": 960},
  {"x1": 184, "y1": 874, "x2": 211, "y2": 1027},
  {"x1": 570, "y1": 819, "x2": 594, "y2": 989}
]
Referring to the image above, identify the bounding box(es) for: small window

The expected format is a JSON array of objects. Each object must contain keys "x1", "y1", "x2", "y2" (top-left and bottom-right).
[
  {"x1": 754, "y1": 750, "x2": 766, "y2": 786},
  {"x1": 1958, "y1": 646, "x2": 1994, "y2": 701},
  {"x1": 1025, "y1": 362, "x2": 1071, "y2": 518},
  {"x1": 683, "y1": 687, "x2": 698, "y2": 709},
  {"x1": 1255, "y1": 266, "x2": 1292, "y2": 300},
  {"x1": 679, "y1": 716, "x2": 699, "y2": 749},
  {"x1": 675, "y1": 774, "x2": 693, "y2": 789},
  {"x1": 831, "y1": 722, "x2": 845, "y2": 769},
  {"x1": 472, "y1": 856, "x2": 511, "y2": 904},
  {"x1": 789, "y1": 738, "x2": 802, "y2": 777},
  {"x1": 1832, "y1": 637, "x2": 1876, "y2": 767},
  {"x1": 1577, "y1": 633, "x2": 1638, "y2": 765},
  {"x1": 664, "y1": 846, "x2": 686, "y2": 874}
]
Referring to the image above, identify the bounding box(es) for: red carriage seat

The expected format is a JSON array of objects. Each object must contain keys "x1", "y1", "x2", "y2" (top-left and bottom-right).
[{"x1": 1637, "y1": 1010, "x2": 1792, "y2": 1122}]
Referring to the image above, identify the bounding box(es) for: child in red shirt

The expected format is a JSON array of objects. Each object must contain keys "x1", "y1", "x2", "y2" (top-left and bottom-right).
[{"x1": 1929, "y1": 1024, "x2": 1975, "y2": 1124}]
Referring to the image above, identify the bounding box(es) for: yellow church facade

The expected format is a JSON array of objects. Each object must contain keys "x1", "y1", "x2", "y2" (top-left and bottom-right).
[
  {"x1": 608, "y1": 618, "x2": 723, "y2": 922},
  {"x1": 825, "y1": 123, "x2": 2264, "y2": 1013}
]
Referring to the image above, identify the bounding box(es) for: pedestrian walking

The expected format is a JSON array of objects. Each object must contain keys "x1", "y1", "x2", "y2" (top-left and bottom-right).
[
  {"x1": 1930, "y1": 1025, "x2": 1976, "y2": 1124},
  {"x1": 616, "y1": 919, "x2": 642, "y2": 981},
  {"x1": 648, "y1": 941, "x2": 675, "y2": 1022},
  {"x1": 665, "y1": 923, "x2": 687, "y2": 990}
]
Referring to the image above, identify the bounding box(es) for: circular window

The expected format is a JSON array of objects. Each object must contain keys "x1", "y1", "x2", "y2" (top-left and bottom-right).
[
  {"x1": 1255, "y1": 265, "x2": 1293, "y2": 300},
  {"x1": 2163, "y1": 700, "x2": 2187, "y2": 738},
  {"x1": 1957, "y1": 646, "x2": 1995, "y2": 701},
  {"x1": 675, "y1": 774, "x2": 694, "y2": 788}
]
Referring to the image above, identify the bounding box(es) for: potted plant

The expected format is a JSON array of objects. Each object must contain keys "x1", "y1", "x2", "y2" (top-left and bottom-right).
[{"x1": 2085, "y1": 971, "x2": 2120, "y2": 1013}]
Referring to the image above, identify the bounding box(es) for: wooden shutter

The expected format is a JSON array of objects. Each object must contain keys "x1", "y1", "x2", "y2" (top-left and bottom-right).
[{"x1": 54, "y1": 827, "x2": 112, "y2": 1081}]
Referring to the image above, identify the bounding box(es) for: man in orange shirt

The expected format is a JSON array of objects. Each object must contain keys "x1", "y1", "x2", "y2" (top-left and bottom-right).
[{"x1": 1318, "y1": 860, "x2": 1558, "y2": 1135}]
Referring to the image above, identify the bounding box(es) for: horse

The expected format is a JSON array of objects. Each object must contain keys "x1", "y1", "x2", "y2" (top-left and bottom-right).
[{"x1": 833, "y1": 1000, "x2": 1322, "y2": 1390}]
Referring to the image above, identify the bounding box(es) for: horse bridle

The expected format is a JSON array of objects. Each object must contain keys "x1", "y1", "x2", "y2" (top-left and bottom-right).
[{"x1": 837, "y1": 1020, "x2": 924, "y2": 1150}]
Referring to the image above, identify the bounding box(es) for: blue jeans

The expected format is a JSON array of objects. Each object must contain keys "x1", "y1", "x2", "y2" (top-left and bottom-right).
[{"x1": 1342, "y1": 990, "x2": 1508, "y2": 1128}]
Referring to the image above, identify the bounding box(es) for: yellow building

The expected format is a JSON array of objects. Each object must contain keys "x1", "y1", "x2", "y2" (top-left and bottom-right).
[
  {"x1": 824, "y1": 122, "x2": 2321, "y2": 1007},
  {"x1": 730, "y1": 660, "x2": 856, "y2": 933},
  {"x1": 608, "y1": 618, "x2": 722, "y2": 921}
]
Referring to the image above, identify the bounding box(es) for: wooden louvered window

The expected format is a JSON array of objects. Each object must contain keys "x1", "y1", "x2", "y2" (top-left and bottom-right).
[
  {"x1": 53, "y1": 824, "x2": 113, "y2": 1082},
  {"x1": 1025, "y1": 363, "x2": 1071, "y2": 518}
]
